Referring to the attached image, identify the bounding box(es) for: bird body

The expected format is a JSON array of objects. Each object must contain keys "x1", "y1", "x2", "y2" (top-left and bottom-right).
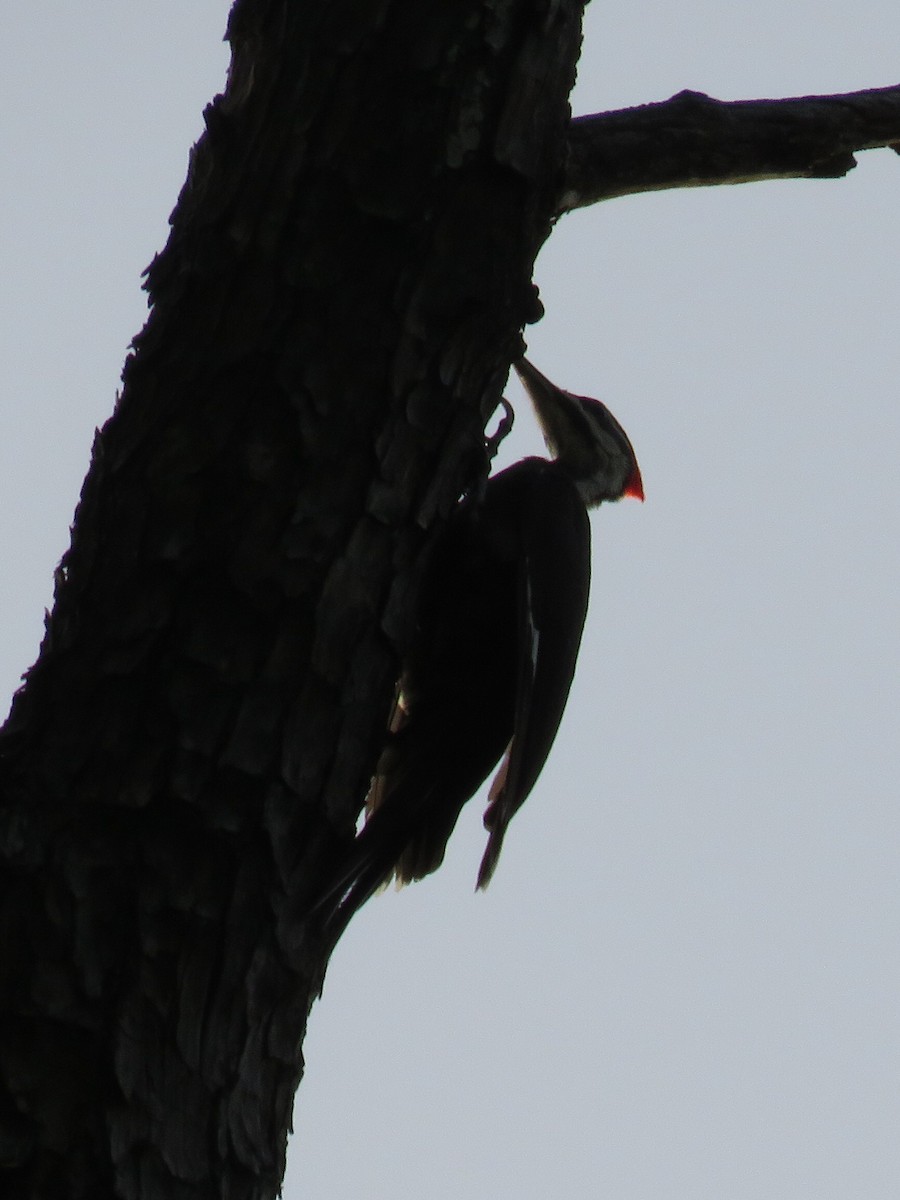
[
  {"x1": 317, "y1": 359, "x2": 641, "y2": 931},
  {"x1": 387, "y1": 455, "x2": 592, "y2": 889}
]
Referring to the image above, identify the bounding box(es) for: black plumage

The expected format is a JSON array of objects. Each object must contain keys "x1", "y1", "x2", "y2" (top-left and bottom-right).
[{"x1": 316, "y1": 358, "x2": 642, "y2": 932}]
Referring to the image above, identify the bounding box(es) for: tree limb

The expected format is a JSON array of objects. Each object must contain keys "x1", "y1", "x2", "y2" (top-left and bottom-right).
[{"x1": 560, "y1": 83, "x2": 900, "y2": 211}]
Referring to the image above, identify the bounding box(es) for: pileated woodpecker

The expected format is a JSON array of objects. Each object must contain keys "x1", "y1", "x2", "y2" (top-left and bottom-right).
[{"x1": 317, "y1": 358, "x2": 642, "y2": 932}]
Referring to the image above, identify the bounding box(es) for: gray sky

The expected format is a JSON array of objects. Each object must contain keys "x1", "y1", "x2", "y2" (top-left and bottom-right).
[{"x1": 3, "y1": 5, "x2": 899, "y2": 1198}]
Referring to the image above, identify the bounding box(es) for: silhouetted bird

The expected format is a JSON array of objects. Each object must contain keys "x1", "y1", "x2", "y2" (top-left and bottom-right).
[{"x1": 317, "y1": 358, "x2": 642, "y2": 933}]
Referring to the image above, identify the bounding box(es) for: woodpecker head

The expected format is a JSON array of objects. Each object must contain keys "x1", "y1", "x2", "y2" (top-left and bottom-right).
[{"x1": 514, "y1": 357, "x2": 644, "y2": 508}]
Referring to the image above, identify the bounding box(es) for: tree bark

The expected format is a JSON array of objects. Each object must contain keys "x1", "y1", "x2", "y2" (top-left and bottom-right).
[{"x1": 0, "y1": 1, "x2": 583, "y2": 1196}]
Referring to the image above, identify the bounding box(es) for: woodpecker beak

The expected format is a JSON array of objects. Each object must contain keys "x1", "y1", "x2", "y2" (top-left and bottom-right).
[{"x1": 513, "y1": 358, "x2": 566, "y2": 446}]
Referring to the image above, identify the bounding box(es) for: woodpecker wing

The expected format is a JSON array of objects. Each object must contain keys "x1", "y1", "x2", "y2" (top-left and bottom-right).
[
  {"x1": 313, "y1": 479, "x2": 522, "y2": 930},
  {"x1": 477, "y1": 465, "x2": 591, "y2": 887},
  {"x1": 314, "y1": 459, "x2": 594, "y2": 930}
]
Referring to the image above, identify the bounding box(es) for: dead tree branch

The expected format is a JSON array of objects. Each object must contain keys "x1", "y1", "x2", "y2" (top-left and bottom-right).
[{"x1": 560, "y1": 83, "x2": 900, "y2": 212}]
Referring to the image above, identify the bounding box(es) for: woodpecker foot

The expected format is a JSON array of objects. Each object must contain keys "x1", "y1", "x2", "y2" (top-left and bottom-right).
[{"x1": 485, "y1": 397, "x2": 515, "y2": 465}]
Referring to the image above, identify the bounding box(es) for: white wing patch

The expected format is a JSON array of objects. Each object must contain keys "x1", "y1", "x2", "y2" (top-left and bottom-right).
[
  {"x1": 487, "y1": 741, "x2": 512, "y2": 806},
  {"x1": 525, "y1": 568, "x2": 540, "y2": 671}
]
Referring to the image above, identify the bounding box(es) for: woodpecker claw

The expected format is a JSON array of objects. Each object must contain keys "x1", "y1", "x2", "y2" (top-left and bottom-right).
[{"x1": 485, "y1": 396, "x2": 515, "y2": 464}]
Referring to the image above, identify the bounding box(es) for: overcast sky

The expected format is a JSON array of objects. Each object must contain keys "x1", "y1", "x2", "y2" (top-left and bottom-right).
[{"x1": 3, "y1": 5, "x2": 899, "y2": 1199}]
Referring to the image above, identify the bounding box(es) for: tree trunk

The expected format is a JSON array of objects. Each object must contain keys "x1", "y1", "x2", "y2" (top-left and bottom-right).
[{"x1": 0, "y1": 1, "x2": 584, "y2": 1196}]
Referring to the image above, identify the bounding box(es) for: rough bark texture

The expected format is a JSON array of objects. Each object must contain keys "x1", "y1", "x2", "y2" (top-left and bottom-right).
[
  {"x1": 561, "y1": 83, "x2": 900, "y2": 209},
  {"x1": 0, "y1": 1, "x2": 584, "y2": 1197}
]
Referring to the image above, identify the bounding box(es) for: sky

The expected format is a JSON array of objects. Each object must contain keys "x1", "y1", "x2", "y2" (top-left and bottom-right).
[{"x1": 3, "y1": 5, "x2": 899, "y2": 1199}]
